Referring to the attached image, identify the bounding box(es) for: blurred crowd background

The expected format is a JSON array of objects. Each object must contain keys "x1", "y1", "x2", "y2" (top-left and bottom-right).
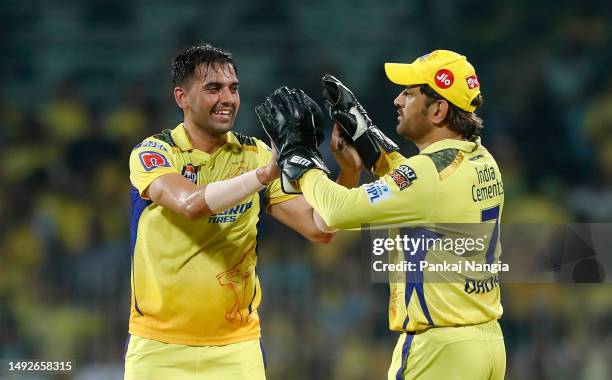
[{"x1": 1, "y1": 0, "x2": 612, "y2": 379}]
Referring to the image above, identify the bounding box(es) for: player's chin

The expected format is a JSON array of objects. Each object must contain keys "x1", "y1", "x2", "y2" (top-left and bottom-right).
[
  {"x1": 210, "y1": 119, "x2": 235, "y2": 133},
  {"x1": 396, "y1": 122, "x2": 415, "y2": 140},
  {"x1": 395, "y1": 121, "x2": 406, "y2": 136}
]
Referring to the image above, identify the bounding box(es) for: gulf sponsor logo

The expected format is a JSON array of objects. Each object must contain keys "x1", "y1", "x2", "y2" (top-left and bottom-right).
[
  {"x1": 389, "y1": 171, "x2": 408, "y2": 190},
  {"x1": 182, "y1": 164, "x2": 198, "y2": 184},
  {"x1": 139, "y1": 151, "x2": 170, "y2": 171},
  {"x1": 388, "y1": 165, "x2": 417, "y2": 191}
]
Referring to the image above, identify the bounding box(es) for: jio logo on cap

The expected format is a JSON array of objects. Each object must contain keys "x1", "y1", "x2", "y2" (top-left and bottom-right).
[{"x1": 434, "y1": 69, "x2": 454, "y2": 89}]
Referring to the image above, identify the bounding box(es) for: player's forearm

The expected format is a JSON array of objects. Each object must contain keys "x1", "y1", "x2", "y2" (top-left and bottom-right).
[
  {"x1": 151, "y1": 169, "x2": 271, "y2": 220},
  {"x1": 336, "y1": 168, "x2": 361, "y2": 189},
  {"x1": 175, "y1": 188, "x2": 210, "y2": 220},
  {"x1": 202, "y1": 168, "x2": 272, "y2": 216},
  {"x1": 266, "y1": 195, "x2": 334, "y2": 243}
]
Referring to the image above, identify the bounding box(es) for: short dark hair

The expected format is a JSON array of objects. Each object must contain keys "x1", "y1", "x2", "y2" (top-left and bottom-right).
[
  {"x1": 419, "y1": 84, "x2": 484, "y2": 139},
  {"x1": 171, "y1": 43, "x2": 237, "y2": 87}
]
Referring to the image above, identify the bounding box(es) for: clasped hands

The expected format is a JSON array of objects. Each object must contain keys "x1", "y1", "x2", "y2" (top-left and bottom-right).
[{"x1": 256, "y1": 75, "x2": 398, "y2": 193}]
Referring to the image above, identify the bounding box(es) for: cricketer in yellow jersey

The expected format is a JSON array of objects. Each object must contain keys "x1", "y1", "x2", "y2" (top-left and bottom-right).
[
  {"x1": 257, "y1": 50, "x2": 506, "y2": 379},
  {"x1": 124, "y1": 44, "x2": 359, "y2": 380}
]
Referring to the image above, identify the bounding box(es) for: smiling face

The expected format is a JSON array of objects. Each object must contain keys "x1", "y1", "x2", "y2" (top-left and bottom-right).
[{"x1": 176, "y1": 63, "x2": 240, "y2": 137}]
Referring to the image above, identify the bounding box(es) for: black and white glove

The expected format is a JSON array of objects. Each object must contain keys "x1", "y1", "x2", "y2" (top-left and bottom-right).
[
  {"x1": 255, "y1": 87, "x2": 329, "y2": 194},
  {"x1": 322, "y1": 74, "x2": 399, "y2": 174}
]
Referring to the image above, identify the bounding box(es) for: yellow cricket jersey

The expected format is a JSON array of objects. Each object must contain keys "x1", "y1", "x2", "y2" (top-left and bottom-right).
[
  {"x1": 299, "y1": 137, "x2": 504, "y2": 333},
  {"x1": 128, "y1": 124, "x2": 294, "y2": 346}
]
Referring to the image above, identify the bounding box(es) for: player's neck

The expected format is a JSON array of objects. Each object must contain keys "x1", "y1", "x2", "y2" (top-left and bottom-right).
[
  {"x1": 415, "y1": 127, "x2": 462, "y2": 152},
  {"x1": 183, "y1": 121, "x2": 227, "y2": 154}
]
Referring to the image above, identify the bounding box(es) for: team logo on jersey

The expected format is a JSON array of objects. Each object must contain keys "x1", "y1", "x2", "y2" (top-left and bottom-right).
[
  {"x1": 388, "y1": 165, "x2": 417, "y2": 190},
  {"x1": 434, "y1": 69, "x2": 454, "y2": 89},
  {"x1": 364, "y1": 180, "x2": 393, "y2": 204},
  {"x1": 216, "y1": 249, "x2": 256, "y2": 324},
  {"x1": 181, "y1": 164, "x2": 198, "y2": 183},
  {"x1": 138, "y1": 151, "x2": 170, "y2": 171},
  {"x1": 466, "y1": 74, "x2": 480, "y2": 89}
]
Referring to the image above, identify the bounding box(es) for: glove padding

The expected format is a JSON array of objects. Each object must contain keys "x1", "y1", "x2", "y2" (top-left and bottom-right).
[
  {"x1": 321, "y1": 74, "x2": 399, "y2": 173},
  {"x1": 255, "y1": 86, "x2": 324, "y2": 152},
  {"x1": 255, "y1": 87, "x2": 329, "y2": 194}
]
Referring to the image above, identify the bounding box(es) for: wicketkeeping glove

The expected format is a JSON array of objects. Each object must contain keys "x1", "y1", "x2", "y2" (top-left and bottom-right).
[
  {"x1": 322, "y1": 74, "x2": 399, "y2": 174},
  {"x1": 255, "y1": 87, "x2": 330, "y2": 194}
]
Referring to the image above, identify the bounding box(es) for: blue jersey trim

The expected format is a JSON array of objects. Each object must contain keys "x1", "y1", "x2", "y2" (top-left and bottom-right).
[
  {"x1": 486, "y1": 221, "x2": 500, "y2": 264},
  {"x1": 130, "y1": 186, "x2": 152, "y2": 316},
  {"x1": 130, "y1": 186, "x2": 152, "y2": 255},
  {"x1": 395, "y1": 333, "x2": 415, "y2": 380},
  {"x1": 481, "y1": 205, "x2": 500, "y2": 222}
]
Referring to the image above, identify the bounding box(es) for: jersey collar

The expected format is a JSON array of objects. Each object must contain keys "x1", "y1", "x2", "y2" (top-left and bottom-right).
[
  {"x1": 171, "y1": 123, "x2": 243, "y2": 152},
  {"x1": 420, "y1": 137, "x2": 480, "y2": 154}
]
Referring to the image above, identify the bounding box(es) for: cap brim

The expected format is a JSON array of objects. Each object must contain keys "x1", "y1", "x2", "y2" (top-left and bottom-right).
[{"x1": 384, "y1": 63, "x2": 424, "y2": 86}]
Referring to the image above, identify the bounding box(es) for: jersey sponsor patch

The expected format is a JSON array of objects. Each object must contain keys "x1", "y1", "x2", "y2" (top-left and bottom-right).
[
  {"x1": 364, "y1": 180, "x2": 393, "y2": 204},
  {"x1": 139, "y1": 140, "x2": 168, "y2": 151},
  {"x1": 208, "y1": 201, "x2": 252, "y2": 224},
  {"x1": 181, "y1": 164, "x2": 198, "y2": 183},
  {"x1": 389, "y1": 165, "x2": 417, "y2": 190},
  {"x1": 138, "y1": 151, "x2": 171, "y2": 171}
]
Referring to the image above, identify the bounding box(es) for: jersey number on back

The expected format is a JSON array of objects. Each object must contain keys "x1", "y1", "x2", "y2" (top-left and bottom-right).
[{"x1": 481, "y1": 205, "x2": 500, "y2": 264}]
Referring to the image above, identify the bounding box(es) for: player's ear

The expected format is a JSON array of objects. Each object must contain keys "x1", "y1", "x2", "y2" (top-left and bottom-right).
[
  {"x1": 174, "y1": 86, "x2": 188, "y2": 110},
  {"x1": 431, "y1": 99, "x2": 449, "y2": 124}
]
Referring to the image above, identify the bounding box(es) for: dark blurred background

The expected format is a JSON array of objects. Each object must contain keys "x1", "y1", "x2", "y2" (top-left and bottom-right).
[{"x1": 1, "y1": 0, "x2": 612, "y2": 379}]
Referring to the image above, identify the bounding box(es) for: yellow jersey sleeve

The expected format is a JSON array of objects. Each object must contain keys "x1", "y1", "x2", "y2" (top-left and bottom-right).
[
  {"x1": 373, "y1": 151, "x2": 409, "y2": 176},
  {"x1": 254, "y1": 139, "x2": 297, "y2": 207},
  {"x1": 299, "y1": 155, "x2": 439, "y2": 229},
  {"x1": 129, "y1": 140, "x2": 179, "y2": 198}
]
